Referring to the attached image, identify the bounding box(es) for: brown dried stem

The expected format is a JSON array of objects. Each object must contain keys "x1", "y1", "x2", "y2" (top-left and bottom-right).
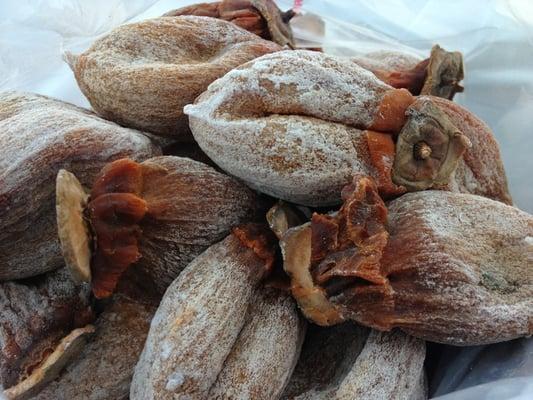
[
  {"x1": 392, "y1": 98, "x2": 471, "y2": 191},
  {"x1": 421, "y1": 44, "x2": 464, "y2": 100},
  {"x1": 165, "y1": 0, "x2": 295, "y2": 46},
  {"x1": 371, "y1": 45, "x2": 464, "y2": 100}
]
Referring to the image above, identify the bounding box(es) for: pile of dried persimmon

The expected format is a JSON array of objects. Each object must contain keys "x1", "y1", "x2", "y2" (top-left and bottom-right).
[{"x1": 0, "y1": 1, "x2": 531, "y2": 399}]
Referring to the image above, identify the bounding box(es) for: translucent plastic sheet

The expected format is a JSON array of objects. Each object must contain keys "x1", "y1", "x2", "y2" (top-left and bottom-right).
[{"x1": 0, "y1": 1, "x2": 531, "y2": 399}]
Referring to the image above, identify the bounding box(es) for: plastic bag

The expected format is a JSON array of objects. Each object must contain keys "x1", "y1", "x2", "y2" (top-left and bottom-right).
[
  {"x1": 0, "y1": 1, "x2": 531, "y2": 398},
  {"x1": 434, "y1": 377, "x2": 533, "y2": 400},
  {"x1": 429, "y1": 338, "x2": 533, "y2": 398}
]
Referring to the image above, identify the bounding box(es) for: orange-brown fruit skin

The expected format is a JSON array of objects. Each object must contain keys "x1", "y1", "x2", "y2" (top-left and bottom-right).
[
  {"x1": 87, "y1": 157, "x2": 262, "y2": 297},
  {"x1": 372, "y1": 58, "x2": 429, "y2": 95},
  {"x1": 165, "y1": 1, "x2": 266, "y2": 36},
  {"x1": 357, "y1": 190, "x2": 531, "y2": 345},
  {"x1": 232, "y1": 223, "x2": 279, "y2": 278},
  {"x1": 219, "y1": 0, "x2": 267, "y2": 37},
  {"x1": 165, "y1": 2, "x2": 220, "y2": 18},
  {"x1": 165, "y1": 0, "x2": 293, "y2": 44},
  {"x1": 90, "y1": 158, "x2": 143, "y2": 198},
  {"x1": 358, "y1": 45, "x2": 464, "y2": 100},
  {"x1": 67, "y1": 17, "x2": 281, "y2": 139},
  {"x1": 0, "y1": 92, "x2": 160, "y2": 282},
  {"x1": 365, "y1": 130, "x2": 406, "y2": 198},
  {"x1": 369, "y1": 88, "x2": 415, "y2": 133},
  {"x1": 88, "y1": 194, "x2": 148, "y2": 299}
]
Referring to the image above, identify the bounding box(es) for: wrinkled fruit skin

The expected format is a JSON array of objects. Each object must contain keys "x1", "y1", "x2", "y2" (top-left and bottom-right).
[
  {"x1": 282, "y1": 323, "x2": 369, "y2": 399},
  {"x1": 67, "y1": 16, "x2": 281, "y2": 139},
  {"x1": 328, "y1": 330, "x2": 426, "y2": 400},
  {"x1": 426, "y1": 96, "x2": 512, "y2": 204},
  {"x1": 208, "y1": 286, "x2": 306, "y2": 400},
  {"x1": 287, "y1": 329, "x2": 426, "y2": 400},
  {"x1": 287, "y1": 176, "x2": 532, "y2": 345},
  {"x1": 0, "y1": 91, "x2": 160, "y2": 281},
  {"x1": 0, "y1": 268, "x2": 92, "y2": 390},
  {"x1": 131, "y1": 227, "x2": 277, "y2": 399},
  {"x1": 87, "y1": 157, "x2": 263, "y2": 297},
  {"x1": 368, "y1": 190, "x2": 532, "y2": 345},
  {"x1": 34, "y1": 295, "x2": 156, "y2": 400},
  {"x1": 186, "y1": 50, "x2": 509, "y2": 207},
  {"x1": 186, "y1": 50, "x2": 414, "y2": 206}
]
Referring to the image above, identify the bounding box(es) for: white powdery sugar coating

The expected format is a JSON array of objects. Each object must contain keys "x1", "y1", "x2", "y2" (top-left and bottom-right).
[
  {"x1": 388, "y1": 191, "x2": 532, "y2": 284},
  {"x1": 333, "y1": 330, "x2": 426, "y2": 400},
  {"x1": 130, "y1": 236, "x2": 264, "y2": 400},
  {"x1": 165, "y1": 372, "x2": 185, "y2": 391},
  {"x1": 208, "y1": 287, "x2": 305, "y2": 400},
  {"x1": 390, "y1": 191, "x2": 531, "y2": 243},
  {"x1": 385, "y1": 190, "x2": 533, "y2": 344},
  {"x1": 88, "y1": 16, "x2": 270, "y2": 67},
  {"x1": 282, "y1": 323, "x2": 370, "y2": 399},
  {"x1": 526, "y1": 236, "x2": 533, "y2": 262},
  {"x1": 185, "y1": 50, "x2": 389, "y2": 206},
  {"x1": 187, "y1": 50, "x2": 389, "y2": 129},
  {"x1": 291, "y1": 329, "x2": 425, "y2": 400},
  {"x1": 160, "y1": 341, "x2": 173, "y2": 361},
  {"x1": 351, "y1": 50, "x2": 422, "y2": 72},
  {"x1": 0, "y1": 91, "x2": 154, "y2": 194}
]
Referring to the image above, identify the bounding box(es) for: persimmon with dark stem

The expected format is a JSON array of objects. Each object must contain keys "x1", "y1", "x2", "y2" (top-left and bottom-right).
[
  {"x1": 56, "y1": 156, "x2": 263, "y2": 298},
  {"x1": 281, "y1": 175, "x2": 532, "y2": 345}
]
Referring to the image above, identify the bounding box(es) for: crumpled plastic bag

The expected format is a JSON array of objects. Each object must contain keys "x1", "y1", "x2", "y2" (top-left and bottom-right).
[
  {"x1": 0, "y1": 1, "x2": 531, "y2": 398},
  {"x1": 427, "y1": 337, "x2": 533, "y2": 398},
  {"x1": 434, "y1": 377, "x2": 533, "y2": 400}
]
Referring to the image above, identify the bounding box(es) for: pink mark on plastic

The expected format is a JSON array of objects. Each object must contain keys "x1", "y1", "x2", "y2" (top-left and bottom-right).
[{"x1": 293, "y1": 0, "x2": 303, "y2": 13}]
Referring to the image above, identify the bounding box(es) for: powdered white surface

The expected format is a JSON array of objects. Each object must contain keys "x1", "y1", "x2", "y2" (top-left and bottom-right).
[
  {"x1": 209, "y1": 287, "x2": 305, "y2": 400},
  {"x1": 281, "y1": 323, "x2": 369, "y2": 399},
  {"x1": 1, "y1": 0, "x2": 532, "y2": 398},
  {"x1": 333, "y1": 330, "x2": 426, "y2": 399},
  {"x1": 378, "y1": 191, "x2": 533, "y2": 345},
  {"x1": 35, "y1": 295, "x2": 155, "y2": 400},
  {"x1": 130, "y1": 235, "x2": 266, "y2": 400},
  {"x1": 186, "y1": 50, "x2": 389, "y2": 206},
  {"x1": 351, "y1": 50, "x2": 421, "y2": 71}
]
